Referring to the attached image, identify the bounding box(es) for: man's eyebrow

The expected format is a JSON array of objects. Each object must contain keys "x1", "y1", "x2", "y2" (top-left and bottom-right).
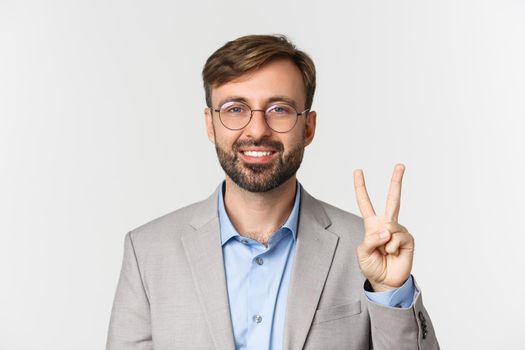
[
  {"x1": 217, "y1": 96, "x2": 248, "y2": 108},
  {"x1": 267, "y1": 96, "x2": 299, "y2": 108},
  {"x1": 217, "y1": 96, "x2": 300, "y2": 109}
]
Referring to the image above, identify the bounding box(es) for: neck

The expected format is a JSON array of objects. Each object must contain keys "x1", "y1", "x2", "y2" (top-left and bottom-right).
[{"x1": 223, "y1": 176, "x2": 297, "y2": 247}]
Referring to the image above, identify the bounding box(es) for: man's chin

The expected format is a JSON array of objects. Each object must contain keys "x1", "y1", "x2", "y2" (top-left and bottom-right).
[
  {"x1": 242, "y1": 162, "x2": 275, "y2": 173},
  {"x1": 228, "y1": 169, "x2": 282, "y2": 193}
]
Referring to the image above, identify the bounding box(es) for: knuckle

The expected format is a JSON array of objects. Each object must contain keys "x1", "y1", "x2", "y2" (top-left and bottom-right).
[{"x1": 385, "y1": 246, "x2": 397, "y2": 254}]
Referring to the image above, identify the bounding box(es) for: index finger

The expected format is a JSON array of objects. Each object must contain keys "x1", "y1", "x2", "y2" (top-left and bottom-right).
[
  {"x1": 353, "y1": 169, "x2": 376, "y2": 219},
  {"x1": 385, "y1": 163, "x2": 405, "y2": 221}
]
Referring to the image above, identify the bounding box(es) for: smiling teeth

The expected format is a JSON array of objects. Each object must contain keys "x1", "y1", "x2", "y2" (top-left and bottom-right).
[{"x1": 243, "y1": 151, "x2": 273, "y2": 157}]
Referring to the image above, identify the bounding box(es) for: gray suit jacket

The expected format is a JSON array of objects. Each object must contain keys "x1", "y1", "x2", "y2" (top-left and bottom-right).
[{"x1": 106, "y1": 184, "x2": 439, "y2": 349}]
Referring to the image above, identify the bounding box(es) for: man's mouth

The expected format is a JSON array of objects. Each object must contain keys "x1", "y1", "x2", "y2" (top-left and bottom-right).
[
  {"x1": 238, "y1": 149, "x2": 278, "y2": 163},
  {"x1": 241, "y1": 150, "x2": 275, "y2": 157}
]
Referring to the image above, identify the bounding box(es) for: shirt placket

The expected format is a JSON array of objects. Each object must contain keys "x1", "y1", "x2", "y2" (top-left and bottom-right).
[{"x1": 246, "y1": 243, "x2": 273, "y2": 350}]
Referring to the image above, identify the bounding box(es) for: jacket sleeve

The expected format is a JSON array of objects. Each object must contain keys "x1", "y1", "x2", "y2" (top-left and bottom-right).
[
  {"x1": 106, "y1": 232, "x2": 153, "y2": 350},
  {"x1": 366, "y1": 278, "x2": 440, "y2": 350}
]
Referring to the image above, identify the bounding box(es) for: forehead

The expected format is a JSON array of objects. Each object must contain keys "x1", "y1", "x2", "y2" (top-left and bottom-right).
[{"x1": 211, "y1": 59, "x2": 306, "y2": 107}]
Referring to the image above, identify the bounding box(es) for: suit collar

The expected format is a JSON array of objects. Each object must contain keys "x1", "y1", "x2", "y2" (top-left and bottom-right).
[{"x1": 188, "y1": 184, "x2": 222, "y2": 230}]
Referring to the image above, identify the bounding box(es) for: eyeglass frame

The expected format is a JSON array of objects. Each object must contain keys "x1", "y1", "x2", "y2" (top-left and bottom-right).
[{"x1": 210, "y1": 100, "x2": 310, "y2": 133}]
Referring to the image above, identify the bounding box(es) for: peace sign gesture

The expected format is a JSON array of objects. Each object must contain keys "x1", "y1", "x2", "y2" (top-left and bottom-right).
[{"x1": 353, "y1": 164, "x2": 415, "y2": 292}]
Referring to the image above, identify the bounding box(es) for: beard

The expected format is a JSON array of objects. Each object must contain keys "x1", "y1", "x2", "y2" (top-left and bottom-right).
[{"x1": 215, "y1": 136, "x2": 305, "y2": 193}]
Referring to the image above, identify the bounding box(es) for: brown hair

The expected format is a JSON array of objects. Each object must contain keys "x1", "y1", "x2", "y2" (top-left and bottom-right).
[{"x1": 202, "y1": 34, "x2": 316, "y2": 110}]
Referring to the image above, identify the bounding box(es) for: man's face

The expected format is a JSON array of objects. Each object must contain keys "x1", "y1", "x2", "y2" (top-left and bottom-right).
[{"x1": 205, "y1": 59, "x2": 317, "y2": 193}]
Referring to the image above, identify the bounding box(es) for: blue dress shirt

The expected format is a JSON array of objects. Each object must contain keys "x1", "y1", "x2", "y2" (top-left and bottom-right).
[{"x1": 217, "y1": 180, "x2": 416, "y2": 350}]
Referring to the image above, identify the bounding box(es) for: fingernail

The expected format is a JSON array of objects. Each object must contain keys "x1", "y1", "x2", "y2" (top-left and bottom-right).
[{"x1": 379, "y1": 230, "x2": 389, "y2": 240}]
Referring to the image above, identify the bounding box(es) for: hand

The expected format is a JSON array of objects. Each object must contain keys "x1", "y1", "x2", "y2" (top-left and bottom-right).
[{"x1": 353, "y1": 164, "x2": 415, "y2": 292}]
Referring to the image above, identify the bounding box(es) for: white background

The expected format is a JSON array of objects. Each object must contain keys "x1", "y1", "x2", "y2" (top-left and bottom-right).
[{"x1": 1, "y1": 0, "x2": 524, "y2": 349}]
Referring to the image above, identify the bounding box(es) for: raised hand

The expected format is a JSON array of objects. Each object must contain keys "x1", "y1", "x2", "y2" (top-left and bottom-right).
[{"x1": 353, "y1": 164, "x2": 415, "y2": 292}]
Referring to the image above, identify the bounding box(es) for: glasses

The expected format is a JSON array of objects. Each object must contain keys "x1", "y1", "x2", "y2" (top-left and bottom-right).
[{"x1": 211, "y1": 101, "x2": 309, "y2": 133}]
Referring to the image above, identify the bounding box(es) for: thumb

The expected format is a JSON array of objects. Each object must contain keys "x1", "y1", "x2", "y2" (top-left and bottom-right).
[{"x1": 358, "y1": 230, "x2": 391, "y2": 257}]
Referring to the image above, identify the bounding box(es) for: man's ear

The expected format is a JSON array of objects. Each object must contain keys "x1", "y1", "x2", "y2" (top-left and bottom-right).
[
  {"x1": 304, "y1": 111, "x2": 317, "y2": 147},
  {"x1": 204, "y1": 107, "x2": 215, "y2": 144}
]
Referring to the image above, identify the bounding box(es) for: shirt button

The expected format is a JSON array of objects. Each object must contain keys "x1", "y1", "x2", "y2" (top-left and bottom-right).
[
  {"x1": 255, "y1": 257, "x2": 264, "y2": 265},
  {"x1": 241, "y1": 239, "x2": 249, "y2": 244},
  {"x1": 253, "y1": 315, "x2": 263, "y2": 324}
]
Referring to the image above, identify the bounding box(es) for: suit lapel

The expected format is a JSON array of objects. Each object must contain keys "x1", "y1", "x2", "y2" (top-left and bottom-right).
[
  {"x1": 283, "y1": 187, "x2": 339, "y2": 350},
  {"x1": 181, "y1": 186, "x2": 236, "y2": 350}
]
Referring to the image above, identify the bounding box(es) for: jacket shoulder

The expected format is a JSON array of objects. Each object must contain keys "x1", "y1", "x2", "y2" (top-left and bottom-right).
[{"x1": 126, "y1": 192, "x2": 214, "y2": 247}]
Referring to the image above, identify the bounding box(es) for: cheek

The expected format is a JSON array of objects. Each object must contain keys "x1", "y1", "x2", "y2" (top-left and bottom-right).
[
  {"x1": 214, "y1": 130, "x2": 242, "y2": 150},
  {"x1": 283, "y1": 128, "x2": 306, "y2": 150}
]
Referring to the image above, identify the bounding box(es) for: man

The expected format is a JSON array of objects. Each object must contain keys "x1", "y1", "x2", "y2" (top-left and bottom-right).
[{"x1": 106, "y1": 34, "x2": 439, "y2": 349}]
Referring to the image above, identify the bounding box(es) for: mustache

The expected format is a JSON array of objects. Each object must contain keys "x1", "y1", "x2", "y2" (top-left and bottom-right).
[{"x1": 232, "y1": 139, "x2": 284, "y2": 152}]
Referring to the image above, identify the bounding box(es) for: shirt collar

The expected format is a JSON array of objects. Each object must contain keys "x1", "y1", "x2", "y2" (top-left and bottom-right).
[{"x1": 217, "y1": 180, "x2": 302, "y2": 246}]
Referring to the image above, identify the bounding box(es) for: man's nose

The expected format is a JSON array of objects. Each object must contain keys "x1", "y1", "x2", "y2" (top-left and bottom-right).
[{"x1": 243, "y1": 110, "x2": 273, "y2": 139}]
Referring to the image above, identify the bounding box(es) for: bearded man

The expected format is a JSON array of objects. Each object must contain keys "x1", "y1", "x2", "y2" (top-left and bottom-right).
[{"x1": 106, "y1": 34, "x2": 439, "y2": 350}]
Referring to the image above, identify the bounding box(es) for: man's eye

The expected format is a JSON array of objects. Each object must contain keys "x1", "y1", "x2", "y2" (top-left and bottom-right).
[
  {"x1": 226, "y1": 106, "x2": 244, "y2": 113},
  {"x1": 269, "y1": 105, "x2": 293, "y2": 114}
]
